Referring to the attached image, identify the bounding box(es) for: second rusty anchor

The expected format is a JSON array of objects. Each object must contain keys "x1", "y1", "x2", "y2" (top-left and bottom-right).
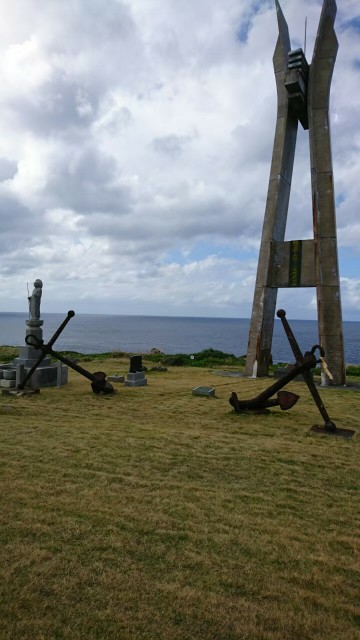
[{"x1": 230, "y1": 309, "x2": 340, "y2": 433}]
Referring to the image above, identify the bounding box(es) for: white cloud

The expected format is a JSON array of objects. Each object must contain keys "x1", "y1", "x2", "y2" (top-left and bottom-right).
[{"x1": 0, "y1": 0, "x2": 359, "y2": 321}]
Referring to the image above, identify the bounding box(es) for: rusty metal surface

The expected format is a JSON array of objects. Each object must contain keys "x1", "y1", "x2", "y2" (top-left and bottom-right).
[
  {"x1": 276, "y1": 309, "x2": 335, "y2": 430},
  {"x1": 18, "y1": 310, "x2": 75, "y2": 390},
  {"x1": 20, "y1": 311, "x2": 115, "y2": 395},
  {"x1": 231, "y1": 308, "x2": 343, "y2": 433}
]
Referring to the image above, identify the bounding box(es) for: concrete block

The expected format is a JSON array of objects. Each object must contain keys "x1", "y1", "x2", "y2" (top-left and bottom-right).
[
  {"x1": 108, "y1": 375, "x2": 125, "y2": 383},
  {"x1": 14, "y1": 347, "x2": 51, "y2": 367},
  {"x1": 3, "y1": 370, "x2": 16, "y2": 380},
  {"x1": 25, "y1": 364, "x2": 68, "y2": 388},
  {"x1": 126, "y1": 372, "x2": 146, "y2": 382},
  {"x1": 192, "y1": 386, "x2": 216, "y2": 397},
  {"x1": 125, "y1": 369, "x2": 147, "y2": 387},
  {"x1": 16, "y1": 365, "x2": 25, "y2": 387},
  {"x1": 0, "y1": 379, "x2": 16, "y2": 388},
  {"x1": 125, "y1": 378, "x2": 147, "y2": 387}
]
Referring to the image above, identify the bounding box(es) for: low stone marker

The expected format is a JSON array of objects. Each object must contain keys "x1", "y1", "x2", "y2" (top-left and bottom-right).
[
  {"x1": 0, "y1": 369, "x2": 16, "y2": 388},
  {"x1": 125, "y1": 356, "x2": 147, "y2": 387},
  {"x1": 192, "y1": 386, "x2": 215, "y2": 397},
  {"x1": 108, "y1": 375, "x2": 125, "y2": 383},
  {"x1": 0, "y1": 379, "x2": 16, "y2": 388},
  {"x1": 125, "y1": 372, "x2": 147, "y2": 387}
]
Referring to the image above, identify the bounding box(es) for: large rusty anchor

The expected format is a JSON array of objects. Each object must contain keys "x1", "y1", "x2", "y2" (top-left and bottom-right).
[
  {"x1": 230, "y1": 309, "x2": 337, "y2": 432},
  {"x1": 18, "y1": 311, "x2": 115, "y2": 394}
]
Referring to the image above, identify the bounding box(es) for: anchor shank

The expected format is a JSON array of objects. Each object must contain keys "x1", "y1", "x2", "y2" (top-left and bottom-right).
[
  {"x1": 35, "y1": 343, "x2": 98, "y2": 383},
  {"x1": 18, "y1": 310, "x2": 75, "y2": 389},
  {"x1": 302, "y1": 369, "x2": 333, "y2": 426},
  {"x1": 277, "y1": 308, "x2": 334, "y2": 427},
  {"x1": 248, "y1": 353, "x2": 316, "y2": 408},
  {"x1": 276, "y1": 309, "x2": 304, "y2": 362}
]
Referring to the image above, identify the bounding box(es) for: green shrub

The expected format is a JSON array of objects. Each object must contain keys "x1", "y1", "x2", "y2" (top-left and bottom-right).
[
  {"x1": 0, "y1": 346, "x2": 19, "y2": 362},
  {"x1": 346, "y1": 365, "x2": 360, "y2": 377},
  {"x1": 162, "y1": 355, "x2": 187, "y2": 366}
]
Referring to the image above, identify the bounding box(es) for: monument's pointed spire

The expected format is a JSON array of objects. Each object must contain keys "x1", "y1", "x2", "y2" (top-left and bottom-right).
[
  {"x1": 273, "y1": 0, "x2": 290, "y2": 70},
  {"x1": 275, "y1": 0, "x2": 290, "y2": 52},
  {"x1": 311, "y1": 0, "x2": 337, "y2": 64}
]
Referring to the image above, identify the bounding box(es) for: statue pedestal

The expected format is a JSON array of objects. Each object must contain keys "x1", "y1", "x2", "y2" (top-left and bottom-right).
[
  {"x1": 0, "y1": 321, "x2": 68, "y2": 389},
  {"x1": 14, "y1": 327, "x2": 51, "y2": 367}
]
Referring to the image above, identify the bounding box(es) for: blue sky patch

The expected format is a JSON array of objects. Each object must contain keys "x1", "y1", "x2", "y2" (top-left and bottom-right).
[
  {"x1": 165, "y1": 242, "x2": 256, "y2": 265},
  {"x1": 342, "y1": 16, "x2": 360, "y2": 33},
  {"x1": 339, "y1": 247, "x2": 360, "y2": 278},
  {"x1": 236, "y1": 0, "x2": 271, "y2": 43},
  {"x1": 237, "y1": 19, "x2": 252, "y2": 44},
  {"x1": 336, "y1": 193, "x2": 345, "y2": 206}
]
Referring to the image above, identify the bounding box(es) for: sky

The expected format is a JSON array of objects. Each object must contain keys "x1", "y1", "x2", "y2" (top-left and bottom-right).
[{"x1": 0, "y1": 0, "x2": 359, "y2": 320}]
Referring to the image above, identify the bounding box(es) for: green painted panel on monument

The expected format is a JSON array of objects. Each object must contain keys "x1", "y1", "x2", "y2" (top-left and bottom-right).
[
  {"x1": 288, "y1": 240, "x2": 302, "y2": 286},
  {"x1": 268, "y1": 239, "x2": 315, "y2": 288}
]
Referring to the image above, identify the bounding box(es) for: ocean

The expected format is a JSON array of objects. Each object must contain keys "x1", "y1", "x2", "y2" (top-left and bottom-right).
[{"x1": 0, "y1": 312, "x2": 359, "y2": 364}]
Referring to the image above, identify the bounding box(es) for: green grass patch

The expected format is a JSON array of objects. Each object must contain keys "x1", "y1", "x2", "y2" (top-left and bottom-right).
[{"x1": 0, "y1": 357, "x2": 360, "y2": 639}]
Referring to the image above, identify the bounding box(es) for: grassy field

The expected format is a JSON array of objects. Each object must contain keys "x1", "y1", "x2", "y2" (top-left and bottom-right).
[{"x1": 0, "y1": 355, "x2": 359, "y2": 640}]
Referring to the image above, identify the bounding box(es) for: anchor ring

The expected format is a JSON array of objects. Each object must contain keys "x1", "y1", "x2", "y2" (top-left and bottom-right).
[
  {"x1": 310, "y1": 344, "x2": 325, "y2": 360},
  {"x1": 25, "y1": 334, "x2": 43, "y2": 348}
]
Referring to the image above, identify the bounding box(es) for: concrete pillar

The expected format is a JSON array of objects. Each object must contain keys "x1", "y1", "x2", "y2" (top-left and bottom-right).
[
  {"x1": 308, "y1": 0, "x2": 345, "y2": 385},
  {"x1": 245, "y1": 0, "x2": 298, "y2": 376}
]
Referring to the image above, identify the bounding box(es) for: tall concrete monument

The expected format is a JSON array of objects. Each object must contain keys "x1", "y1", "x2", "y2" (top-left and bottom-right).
[{"x1": 245, "y1": 0, "x2": 345, "y2": 386}]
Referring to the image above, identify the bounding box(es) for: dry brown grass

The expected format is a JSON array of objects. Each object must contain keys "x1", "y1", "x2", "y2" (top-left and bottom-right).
[{"x1": 0, "y1": 358, "x2": 360, "y2": 639}]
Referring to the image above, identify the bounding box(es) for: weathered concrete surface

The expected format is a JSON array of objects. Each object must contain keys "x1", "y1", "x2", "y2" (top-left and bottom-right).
[
  {"x1": 245, "y1": 0, "x2": 345, "y2": 386},
  {"x1": 308, "y1": 0, "x2": 345, "y2": 385},
  {"x1": 245, "y1": 0, "x2": 297, "y2": 377}
]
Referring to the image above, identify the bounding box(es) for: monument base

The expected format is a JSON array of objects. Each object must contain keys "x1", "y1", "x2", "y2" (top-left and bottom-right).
[
  {"x1": 125, "y1": 372, "x2": 147, "y2": 387},
  {"x1": 0, "y1": 324, "x2": 68, "y2": 389},
  {"x1": 310, "y1": 425, "x2": 356, "y2": 439},
  {"x1": 0, "y1": 363, "x2": 68, "y2": 388}
]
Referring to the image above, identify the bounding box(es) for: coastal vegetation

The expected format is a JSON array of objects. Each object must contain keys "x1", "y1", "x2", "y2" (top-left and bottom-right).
[
  {"x1": 1, "y1": 345, "x2": 360, "y2": 376},
  {"x1": 0, "y1": 352, "x2": 359, "y2": 639}
]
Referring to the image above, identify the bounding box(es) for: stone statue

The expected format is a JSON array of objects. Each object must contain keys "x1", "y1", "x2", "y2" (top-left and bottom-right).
[{"x1": 28, "y1": 279, "x2": 43, "y2": 326}]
